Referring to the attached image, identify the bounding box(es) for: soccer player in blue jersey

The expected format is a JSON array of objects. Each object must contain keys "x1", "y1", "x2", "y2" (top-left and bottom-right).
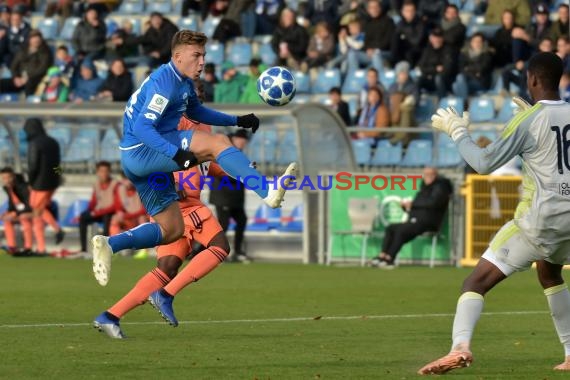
[{"x1": 91, "y1": 30, "x2": 296, "y2": 287}]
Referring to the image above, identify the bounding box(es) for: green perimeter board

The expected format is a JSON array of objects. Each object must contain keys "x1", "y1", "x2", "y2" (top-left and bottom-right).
[{"x1": 328, "y1": 174, "x2": 450, "y2": 262}]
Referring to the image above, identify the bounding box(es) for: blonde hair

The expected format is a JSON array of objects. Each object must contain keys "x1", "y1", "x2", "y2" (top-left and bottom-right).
[{"x1": 171, "y1": 30, "x2": 208, "y2": 53}]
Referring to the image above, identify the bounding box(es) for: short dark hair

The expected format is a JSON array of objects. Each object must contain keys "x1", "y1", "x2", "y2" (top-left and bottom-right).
[
  {"x1": 445, "y1": 4, "x2": 459, "y2": 12},
  {"x1": 0, "y1": 166, "x2": 14, "y2": 174},
  {"x1": 329, "y1": 86, "x2": 341, "y2": 95},
  {"x1": 402, "y1": 0, "x2": 415, "y2": 8},
  {"x1": 56, "y1": 45, "x2": 68, "y2": 52},
  {"x1": 368, "y1": 67, "x2": 378, "y2": 76},
  {"x1": 95, "y1": 161, "x2": 111, "y2": 170},
  {"x1": 560, "y1": 4, "x2": 569, "y2": 11},
  {"x1": 231, "y1": 129, "x2": 250, "y2": 141},
  {"x1": 528, "y1": 52, "x2": 564, "y2": 92}
]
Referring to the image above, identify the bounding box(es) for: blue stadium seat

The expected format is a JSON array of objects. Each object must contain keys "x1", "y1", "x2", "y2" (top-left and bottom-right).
[
  {"x1": 201, "y1": 16, "x2": 221, "y2": 38},
  {"x1": 117, "y1": 0, "x2": 144, "y2": 14},
  {"x1": 370, "y1": 140, "x2": 402, "y2": 166},
  {"x1": 206, "y1": 42, "x2": 225, "y2": 65},
  {"x1": 435, "y1": 135, "x2": 463, "y2": 167},
  {"x1": 312, "y1": 68, "x2": 341, "y2": 94},
  {"x1": 1, "y1": 67, "x2": 11, "y2": 79},
  {"x1": 351, "y1": 139, "x2": 372, "y2": 166},
  {"x1": 49, "y1": 127, "x2": 72, "y2": 151},
  {"x1": 146, "y1": 0, "x2": 172, "y2": 13},
  {"x1": 61, "y1": 199, "x2": 89, "y2": 228},
  {"x1": 258, "y1": 42, "x2": 277, "y2": 66},
  {"x1": 247, "y1": 204, "x2": 282, "y2": 231},
  {"x1": 401, "y1": 139, "x2": 433, "y2": 167},
  {"x1": 0, "y1": 137, "x2": 14, "y2": 163},
  {"x1": 37, "y1": 18, "x2": 59, "y2": 40},
  {"x1": 100, "y1": 129, "x2": 121, "y2": 162},
  {"x1": 178, "y1": 16, "x2": 199, "y2": 31},
  {"x1": 380, "y1": 70, "x2": 396, "y2": 88},
  {"x1": 63, "y1": 137, "x2": 96, "y2": 163},
  {"x1": 77, "y1": 128, "x2": 100, "y2": 141},
  {"x1": 311, "y1": 94, "x2": 332, "y2": 106},
  {"x1": 467, "y1": 23, "x2": 501, "y2": 39},
  {"x1": 0, "y1": 93, "x2": 19, "y2": 102},
  {"x1": 495, "y1": 98, "x2": 517, "y2": 123},
  {"x1": 468, "y1": 97, "x2": 495, "y2": 122},
  {"x1": 293, "y1": 71, "x2": 310, "y2": 93},
  {"x1": 342, "y1": 69, "x2": 367, "y2": 94},
  {"x1": 228, "y1": 42, "x2": 252, "y2": 66},
  {"x1": 17, "y1": 128, "x2": 27, "y2": 156},
  {"x1": 347, "y1": 96, "x2": 358, "y2": 124},
  {"x1": 415, "y1": 96, "x2": 437, "y2": 123},
  {"x1": 247, "y1": 129, "x2": 277, "y2": 164},
  {"x1": 60, "y1": 17, "x2": 80, "y2": 40},
  {"x1": 439, "y1": 96, "x2": 464, "y2": 114},
  {"x1": 276, "y1": 130, "x2": 298, "y2": 165},
  {"x1": 277, "y1": 204, "x2": 303, "y2": 232},
  {"x1": 104, "y1": 18, "x2": 118, "y2": 38}
]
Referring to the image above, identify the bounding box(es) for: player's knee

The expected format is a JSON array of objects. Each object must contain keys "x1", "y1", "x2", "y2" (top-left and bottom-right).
[
  {"x1": 157, "y1": 257, "x2": 182, "y2": 280},
  {"x1": 208, "y1": 232, "x2": 231, "y2": 256}
]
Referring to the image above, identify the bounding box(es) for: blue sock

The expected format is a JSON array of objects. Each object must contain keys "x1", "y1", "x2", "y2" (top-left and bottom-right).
[
  {"x1": 109, "y1": 222, "x2": 163, "y2": 253},
  {"x1": 216, "y1": 146, "x2": 268, "y2": 198}
]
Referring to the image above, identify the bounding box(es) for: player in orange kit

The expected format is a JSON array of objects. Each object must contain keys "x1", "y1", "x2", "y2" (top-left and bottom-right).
[{"x1": 94, "y1": 104, "x2": 232, "y2": 338}]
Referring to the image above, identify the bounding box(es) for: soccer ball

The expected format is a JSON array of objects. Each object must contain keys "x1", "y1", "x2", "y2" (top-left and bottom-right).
[{"x1": 257, "y1": 66, "x2": 296, "y2": 106}]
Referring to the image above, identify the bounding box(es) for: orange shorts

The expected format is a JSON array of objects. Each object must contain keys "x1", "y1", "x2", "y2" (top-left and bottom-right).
[
  {"x1": 156, "y1": 205, "x2": 223, "y2": 260},
  {"x1": 29, "y1": 190, "x2": 55, "y2": 210}
]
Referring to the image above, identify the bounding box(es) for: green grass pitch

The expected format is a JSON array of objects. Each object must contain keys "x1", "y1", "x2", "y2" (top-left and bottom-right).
[{"x1": 1, "y1": 255, "x2": 569, "y2": 379}]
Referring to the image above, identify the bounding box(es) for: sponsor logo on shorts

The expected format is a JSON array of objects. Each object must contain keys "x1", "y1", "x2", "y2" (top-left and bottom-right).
[{"x1": 148, "y1": 94, "x2": 169, "y2": 114}]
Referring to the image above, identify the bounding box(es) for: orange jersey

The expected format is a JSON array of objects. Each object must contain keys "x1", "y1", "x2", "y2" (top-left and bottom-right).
[{"x1": 176, "y1": 117, "x2": 226, "y2": 209}]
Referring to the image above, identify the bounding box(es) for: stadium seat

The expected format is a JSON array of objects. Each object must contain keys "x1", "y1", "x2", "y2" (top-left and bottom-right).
[
  {"x1": 311, "y1": 94, "x2": 332, "y2": 106},
  {"x1": 228, "y1": 42, "x2": 252, "y2": 67},
  {"x1": 370, "y1": 140, "x2": 402, "y2": 167},
  {"x1": 467, "y1": 23, "x2": 501, "y2": 39},
  {"x1": 36, "y1": 18, "x2": 59, "y2": 40},
  {"x1": 146, "y1": 0, "x2": 172, "y2": 14},
  {"x1": 415, "y1": 96, "x2": 437, "y2": 124},
  {"x1": 117, "y1": 0, "x2": 144, "y2": 14},
  {"x1": 312, "y1": 68, "x2": 341, "y2": 94},
  {"x1": 435, "y1": 135, "x2": 463, "y2": 167},
  {"x1": 17, "y1": 128, "x2": 27, "y2": 156},
  {"x1": 342, "y1": 69, "x2": 367, "y2": 94},
  {"x1": 277, "y1": 204, "x2": 304, "y2": 232},
  {"x1": 100, "y1": 129, "x2": 121, "y2": 162},
  {"x1": 61, "y1": 199, "x2": 89, "y2": 228},
  {"x1": 206, "y1": 42, "x2": 225, "y2": 65},
  {"x1": 293, "y1": 71, "x2": 310, "y2": 93},
  {"x1": 291, "y1": 94, "x2": 311, "y2": 104},
  {"x1": 276, "y1": 130, "x2": 298, "y2": 165},
  {"x1": 258, "y1": 42, "x2": 277, "y2": 66},
  {"x1": 49, "y1": 127, "x2": 72, "y2": 151},
  {"x1": 247, "y1": 129, "x2": 277, "y2": 164},
  {"x1": 0, "y1": 93, "x2": 19, "y2": 102},
  {"x1": 201, "y1": 16, "x2": 221, "y2": 38},
  {"x1": 60, "y1": 17, "x2": 80, "y2": 40},
  {"x1": 401, "y1": 139, "x2": 433, "y2": 167},
  {"x1": 439, "y1": 96, "x2": 464, "y2": 114},
  {"x1": 104, "y1": 18, "x2": 118, "y2": 38},
  {"x1": 351, "y1": 139, "x2": 372, "y2": 166},
  {"x1": 1, "y1": 67, "x2": 11, "y2": 79},
  {"x1": 247, "y1": 204, "x2": 282, "y2": 231},
  {"x1": 380, "y1": 70, "x2": 396, "y2": 88},
  {"x1": 177, "y1": 16, "x2": 199, "y2": 31},
  {"x1": 468, "y1": 97, "x2": 495, "y2": 122},
  {"x1": 346, "y1": 95, "x2": 358, "y2": 124},
  {"x1": 77, "y1": 127, "x2": 100, "y2": 141},
  {"x1": 495, "y1": 98, "x2": 518, "y2": 123},
  {"x1": 63, "y1": 137, "x2": 96, "y2": 163}
]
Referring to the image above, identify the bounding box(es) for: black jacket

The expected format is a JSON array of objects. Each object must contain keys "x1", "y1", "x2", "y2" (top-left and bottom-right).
[
  {"x1": 100, "y1": 71, "x2": 134, "y2": 101},
  {"x1": 3, "y1": 173, "x2": 32, "y2": 214},
  {"x1": 492, "y1": 26, "x2": 516, "y2": 68},
  {"x1": 363, "y1": 13, "x2": 395, "y2": 51},
  {"x1": 393, "y1": 16, "x2": 426, "y2": 50},
  {"x1": 418, "y1": 44, "x2": 456, "y2": 79},
  {"x1": 459, "y1": 48, "x2": 494, "y2": 89},
  {"x1": 409, "y1": 177, "x2": 453, "y2": 230},
  {"x1": 139, "y1": 19, "x2": 179, "y2": 64},
  {"x1": 271, "y1": 23, "x2": 309, "y2": 61},
  {"x1": 335, "y1": 100, "x2": 351, "y2": 126},
  {"x1": 209, "y1": 176, "x2": 245, "y2": 208},
  {"x1": 23, "y1": 118, "x2": 62, "y2": 191}
]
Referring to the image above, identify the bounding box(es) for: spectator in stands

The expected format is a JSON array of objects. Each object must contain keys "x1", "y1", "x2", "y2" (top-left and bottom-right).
[
  {"x1": 77, "y1": 161, "x2": 118, "y2": 256},
  {"x1": 303, "y1": 0, "x2": 340, "y2": 28},
  {"x1": 511, "y1": 3, "x2": 552, "y2": 62},
  {"x1": 302, "y1": 21, "x2": 335, "y2": 71},
  {"x1": 224, "y1": 0, "x2": 256, "y2": 39},
  {"x1": 388, "y1": 61, "x2": 418, "y2": 145},
  {"x1": 255, "y1": 0, "x2": 284, "y2": 35},
  {"x1": 5, "y1": 6, "x2": 30, "y2": 66},
  {"x1": 359, "y1": 67, "x2": 386, "y2": 113},
  {"x1": 139, "y1": 12, "x2": 179, "y2": 68},
  {"x1": 349, "y1": 0, "x2": 393, "y2": 73},
  {"x1": 417, "y1": 27, "x2": 456, "y2": 98},
  {"x1": 107, "y1": 25, "x2": 140, "y2": 66},
  {"x1": 329, "y1": 86, "x2": 352, "y2": 125},
  {"x1": 556, "y1": 35, "x2": 570, "y2": 71},
  {"x1": 390, "y1": 0, "x2": 426, "y2": 67},
  {"x1": 491, "y1": 10, "x2": 518, "y2": 68},
  {"x1": 0, "y1": 30, "x2": 52, "y2": 96},
  {"x1": 369, "y1": 167, "x2": 453, "y2": 268},
  {"x1": 69, "y1": 59, "x2": 103, "y2": 103},
  {"x1": 453, "y1": 33, "x2": 494, "y2": 98},
  {"x1": 214, "y1": 61, "x2": 248, "y2": 103},
  {"x1": 328, "y1": 18, "x2": 364, "y2": 73},
  {"x1": 440, "y1": 4, "x2": 466, "y2": 54},
  {"x1": 560, "y1": 71, "x2": 570, "y2": 102},
  {"x1": 202, "y1": 62, "x2": 218, "y2": 103},
  {"x1": 0, "y1": 166, "x2": 32, "y2": 255},
  {"x1": 485, "y1": 0, "x2": 530, "y2": 26},
  {"x1": 271, "y1": 8, "x2": 309, "y2": 70},
  {"x1": 355, "y1": 86, "x2": 390, "y2": 140},
  {"x1": 44, "y1": 0, "x2": 73, "y2": 19},
  {"x1": 550, "y1": 3, "x2": 568, "y2": 43},
  {"x1": 71, "y1": 6, "x2": 107, "y2": 61},
  {"x1": 109, "y1": 174, "x2": 147, "y2": 240},
  {"x1": 96, "y1": 58, "x2": 133, "y2": 102},
  {"x1": 209, "y1": 129, "x2": 251, "y2": 263},
  {"x1": 212, "y1": 0, "x2": 242, "y2": 43},
  {"x1": 418, "y1": 0, "x2": 447, "y2": 28},
  {"x1": 240, "y1": 58, "x2": 266, "y2": 104},
  {"x1": 38, "y1": 67, "x2": 69, "y2": 103},
  {"x1": 0, "y1": 5, "x2": 10, "y2": 67},
  {"x1": 0, "y1": 4, "x2": 10, "y2": 27},
  {"x1": 24, "y1": 118, "x2": 65, "y2": 255},
  {"x1": 54, "y1": 45, "x2": 74, "y2": 76}
]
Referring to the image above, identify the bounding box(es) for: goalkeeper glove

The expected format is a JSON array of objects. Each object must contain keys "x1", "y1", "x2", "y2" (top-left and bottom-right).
[
  {"x1": 431, "y1": 107, "x2": 469, "y2": 142},
  {"x1": 237, "y1": 113, "x2": 259, "y2": 133},
  {"x1": 173, "y1": 149, "x2": 198, "y2": 170},
  {"x1": 512, "y1": 96, "x2": 532, "y2": 114}
]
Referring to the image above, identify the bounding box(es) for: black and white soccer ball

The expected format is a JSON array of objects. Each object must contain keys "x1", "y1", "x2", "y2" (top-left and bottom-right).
[{"x1": 257, "y1": 66, "x2": 296, "y2": 106}]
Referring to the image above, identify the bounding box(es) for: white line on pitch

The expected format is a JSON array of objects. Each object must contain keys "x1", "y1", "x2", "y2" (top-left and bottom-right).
[{"x1": 0, "y1": 310, "x2": 548, "y2": 329}]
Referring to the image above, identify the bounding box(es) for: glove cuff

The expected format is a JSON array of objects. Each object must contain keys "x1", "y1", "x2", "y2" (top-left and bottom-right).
[{"x1": 450, "y1": 127, "x2": 468, "y2": 142}]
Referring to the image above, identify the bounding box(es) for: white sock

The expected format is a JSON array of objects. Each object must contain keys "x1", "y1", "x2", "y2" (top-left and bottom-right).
[
  {"x1": 451, "y1": 292, "x2": 484, "y2": 352},
  {"x1": 545, "y1": 284, "x2": 570, "y2": 357}
]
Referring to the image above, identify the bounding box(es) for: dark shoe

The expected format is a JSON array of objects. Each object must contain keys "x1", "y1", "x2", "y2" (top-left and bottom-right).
[{"x1": 55, "y1": 229, "x2": 65, "y2": 244}]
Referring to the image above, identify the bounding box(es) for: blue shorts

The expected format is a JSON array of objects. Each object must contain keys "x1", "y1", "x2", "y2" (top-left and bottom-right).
[{"x1": 121, "y1": 130, "x2": 194, "y2": 216}]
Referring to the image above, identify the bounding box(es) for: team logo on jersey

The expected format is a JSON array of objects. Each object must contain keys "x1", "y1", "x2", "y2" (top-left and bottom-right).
[
  {"x1": 181, "y1": 137, "x2": 189, "y2": 150},
  {"x1": 144, "y1": 112, "x2": 157, "y2": 121},
  {"x1": 183, "y1": 92, "x2": 188, "y2": 100},
  {"x1": 148, "y1": 94, "x2": 169, "y2": 114}
]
